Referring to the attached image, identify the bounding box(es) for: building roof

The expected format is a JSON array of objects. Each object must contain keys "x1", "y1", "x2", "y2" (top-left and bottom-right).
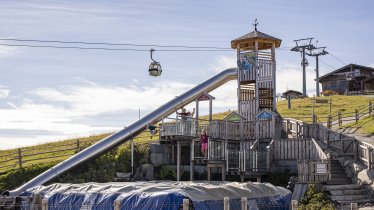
[
  {"x1": 282, "y1": 90, "x2": 302, "y2": 96},
  {"x1": 231, "y1": 30, "x2": 282, "y2": 50},
  {"x1": 319, "y1": 64, "x2": 374, "y2": 82}
]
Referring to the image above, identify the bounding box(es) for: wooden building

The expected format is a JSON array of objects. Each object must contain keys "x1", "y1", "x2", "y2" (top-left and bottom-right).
[
  {"x1": 282, "y1": 90, "x2": 302, "y2": 99},
  {"x1": 150, "y1": 25, "x2": 283, "y2": 182},
  {"x1": 319, "y1": 64, "x2": 374, "y2": 95}
]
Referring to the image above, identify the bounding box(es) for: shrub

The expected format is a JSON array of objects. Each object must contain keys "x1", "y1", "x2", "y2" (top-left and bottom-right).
[{"x1": 300, "y1": 184, "x2": 334, "y2": 210}]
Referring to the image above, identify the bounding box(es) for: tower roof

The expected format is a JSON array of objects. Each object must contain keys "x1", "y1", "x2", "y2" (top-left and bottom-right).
[{"x1": 231, "y1": 30, "x2": 282, "y2": 50}]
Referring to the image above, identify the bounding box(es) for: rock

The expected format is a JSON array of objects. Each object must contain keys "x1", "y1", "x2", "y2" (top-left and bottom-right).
[{"x1": 132, "y1": 164, "x2": 154, "y2": 181}]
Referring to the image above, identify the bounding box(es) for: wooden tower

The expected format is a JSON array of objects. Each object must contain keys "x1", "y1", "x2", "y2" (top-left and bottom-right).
[{"x1": 231, "y1": 22, "x2": 281, "y2": 120}]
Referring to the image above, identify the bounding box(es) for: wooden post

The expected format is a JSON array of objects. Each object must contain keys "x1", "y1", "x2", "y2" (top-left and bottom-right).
[
  {"x1": 42, "y1": 199, "x2": 48, "y2": 210},
  {"x1": 291, "y1": 200, "x2": 299, "y2": 210},
  {"x1": 17, "y1": 148, "x2": 22, "y2": 168},
  {"x1": 327, "y1": 116, "x2": 331, "y2": 129},
  {"x1": 369, "y1": 101, "x2": 372, "y2": 116},
  {"x1": 368, "y1": 147, "x2": 373, "y2": 170},
  {"x1": 287, "y1": 96, "x2": 291, "y2": 109},
  {"x1": 338, "y1": 111, "x2": 342, "y2": 127},
  {"x1": 207, "y1": 164, "x2": 211, "y2": 181},
  {"x1": 183, "y1": 199, "x2": 190, "y2": 210},
  {"x1": 355, "y1": 109, "x2": 359, "y2": 122},
  {"x1": 353, "y1": 140, "x2": 358, "y2": 162},
  {"x1": 190, "y1": 140, "x2": 194, "y2": 181},
  {"x1": 351, "y1": 203, "x2": 358, "y2": 210},
  {"x1": 76, "y1": 139, "x2": 80, "y2": 151},
  {"x1": 241, "y1": 197, "x2": 248, "y2": 210},
  {"x1": 224, "y1": 197, "x2": 230, "y2": 210},
  {"x1": 177, "y1": 141, "x2": 181, "y2": 181},
  {"x1": 114, "y1": 199, "x2": 121, "y2": 210}
]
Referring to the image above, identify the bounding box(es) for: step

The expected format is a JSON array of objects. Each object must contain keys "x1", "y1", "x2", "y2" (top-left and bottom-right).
[
  {"x1": 334, "y1": 198, "x2": 374, "y2": 205},
  {"x1": 326, "y1": 180, "x2": 352, "y2": 185},
  {"x1": 329, "y1": 189, "x2": 367, "y2": 196},
  {"x1": 331, "y1": 173, "x2": 349, "y2": 179},
  {"x1": 324, "y1": 184, "x2": 361, "y2": 191},
  {"x1": 331, "y1": 194, "x2": 370, "y2": 201}
]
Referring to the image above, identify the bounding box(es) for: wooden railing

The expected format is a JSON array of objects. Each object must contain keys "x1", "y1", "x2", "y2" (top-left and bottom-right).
[
  {"x1": 191, "y1": 138, "x2": 226, "y2": 161},
  {"x1": 0, "y1": 139, "x2": 98, "y2": 173},
  {"x1": 209, "y1": 120, "x2": 270, "y2": 140},
  {"x1": 160, "y1": 118, "x2": 197, "y2": 137},
  {"x1": 347, "y1": 90, "x2": 374, "y2": 95},
  {"x1": 283, "y1": 114, "x2": 374, "y2": 170}
]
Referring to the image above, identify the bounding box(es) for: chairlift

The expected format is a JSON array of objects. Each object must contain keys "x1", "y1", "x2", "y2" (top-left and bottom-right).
[{"x1": 149, "y1": 48, "x2": 162, "y2": 77}]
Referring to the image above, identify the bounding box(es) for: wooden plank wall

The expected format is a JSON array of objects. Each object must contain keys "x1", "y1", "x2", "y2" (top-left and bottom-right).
[
  {"x1": 272, "y1": 138, "x2": 328, "y2": 161},
  {"x1": 239, "y1": 100, "x2": 256, "y2": 121},
  {"x1": 257, "y1": 59, "x2": 274, "y2": 89}
]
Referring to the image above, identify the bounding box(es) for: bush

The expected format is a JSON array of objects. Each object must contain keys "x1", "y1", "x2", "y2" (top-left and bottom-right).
[
  {"x1": 0, "y1": 162, "x2": 56, "y2": 193},
  {"x1": 300, "y1": 184, "x2": 334, "y2": 210}
]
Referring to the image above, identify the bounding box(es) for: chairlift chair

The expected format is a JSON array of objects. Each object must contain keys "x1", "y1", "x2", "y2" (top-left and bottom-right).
[{"x1": 149, "y1": 48, "x2": 162, "y2": 77}]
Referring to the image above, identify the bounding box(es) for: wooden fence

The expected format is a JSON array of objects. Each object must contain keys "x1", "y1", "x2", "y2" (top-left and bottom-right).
[
  {"x1": 283, "y1": 115, "x2": 374, "y2": 170},
  {"x1": 0, "y1": 139, "x2": 99, "y2": 173},
  {"x1": 347, "y1": 90, "x2": 374, "y2": 95}
]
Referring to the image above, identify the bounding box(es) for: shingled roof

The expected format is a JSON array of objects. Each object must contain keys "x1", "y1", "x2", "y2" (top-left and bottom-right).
[{"x1": 231, "y1": 30, "x2": 282, "y2": 49}]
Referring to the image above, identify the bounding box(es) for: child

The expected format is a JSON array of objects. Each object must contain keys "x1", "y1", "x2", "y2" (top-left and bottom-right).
[
  {"x1": 200, "y1": 129, "x2": 208, "y2": 159},
  {"x1": 148, "y1": 124, "x2": 158, "y2": 139}
]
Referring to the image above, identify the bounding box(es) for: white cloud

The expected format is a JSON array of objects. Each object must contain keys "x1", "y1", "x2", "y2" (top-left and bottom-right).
[
  {"x1": 277, "y1": 63, "x2": 319, "y2": 95},
  {"x1": 0, "y1": 79, "x2": 239, "y2": 148},
  {"x1": 0, "y1": 45, "x2": 16, "y2": 58},
  {"x1": 0, "y1": 87, "x2": 10, "y2": 98},
  {"x1": 210, "y1": 55, "x2": 236, "y2": 72}
]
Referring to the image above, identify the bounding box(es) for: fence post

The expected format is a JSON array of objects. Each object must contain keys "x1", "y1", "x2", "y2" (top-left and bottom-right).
[
  {"x1": 183, "y1": 199, "x2": 190, "y2": 210},
  {"x1": 224, "y1": 197, "x2": 230, "y2": 210},
  {"x1": 17, "y1": 148, "x2": 22, "y2": 168},
  {"x1": 327, "y1": 116, "x2": 331, "y2": 129},
  {"x1": 291, "y1": 200, "x2": 299, "y2": 210},
  {"x1": 355, "y1": 109, "x2": 359, "y2": 122},
  {"x1": 42, "y1": 199, "x2": 48, "y2": 210},
  {"x1": 369, "y1": 101, "x2": 373, "y2": 116},
  {"x1": 76, "y1": 139, "x2": 80, "y2": 151},
  {"x1": 368, "y1": 147, "x2": 373, "y2": 170},
  {"x1": 114, "y1": 199, "x2": 121, "y2": 210},
  {"x1": 241, "y1": 197, "x2": 248, "y2": 210},
  {"x1": 338, "y1": 111, "x2": 342, "y2": 127}
]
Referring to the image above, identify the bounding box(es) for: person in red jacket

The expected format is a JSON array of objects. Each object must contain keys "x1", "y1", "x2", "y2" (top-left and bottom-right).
[{"x1": 200, "y1": 129, "x2": 209, "y2": 159}]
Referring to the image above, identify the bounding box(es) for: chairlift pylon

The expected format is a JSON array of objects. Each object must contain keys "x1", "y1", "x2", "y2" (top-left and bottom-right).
[{"x1": 149, "y1": 48, "x2": 162, "y2": 77}]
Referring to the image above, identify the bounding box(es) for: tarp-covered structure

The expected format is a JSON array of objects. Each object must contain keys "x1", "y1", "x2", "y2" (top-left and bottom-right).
[{"x1": 21, "y1": 181, "x2": 291, "y2": 210}]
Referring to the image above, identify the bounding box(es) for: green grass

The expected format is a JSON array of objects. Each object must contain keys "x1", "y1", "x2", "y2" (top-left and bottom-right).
[
  {"x1": 277, "y1": 95, "x2": 372, "y2": 123},
  {"x1": 340, "y1": 116, "x2": 374, "y2": 135}
]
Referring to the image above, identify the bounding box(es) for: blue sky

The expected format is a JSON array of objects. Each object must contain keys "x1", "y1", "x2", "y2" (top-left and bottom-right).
[{"x1": 0, "y1": 0, "x2": 373, "y2": 149}]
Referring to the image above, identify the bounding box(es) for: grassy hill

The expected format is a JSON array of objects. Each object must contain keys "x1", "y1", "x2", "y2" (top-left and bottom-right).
[
  {"x1": 277, "y1": 95, "x2": 372, "y2": 122},
  {"x1": 277, "y1": 95, "x2": 373, "y2": 135}
]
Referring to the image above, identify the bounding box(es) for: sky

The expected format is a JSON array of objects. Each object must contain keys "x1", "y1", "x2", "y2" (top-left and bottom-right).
[{"x1": 0, "y1": 0, "x2": 373, "y2": 149}]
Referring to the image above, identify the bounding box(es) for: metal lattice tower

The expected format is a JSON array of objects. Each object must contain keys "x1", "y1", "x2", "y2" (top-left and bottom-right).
[
  {"x1": 291, "y1": 38, "x2": 315, "y2": 97},
  {"x1": 306, "y1": 46, "x2": 328, "y2": 97}
]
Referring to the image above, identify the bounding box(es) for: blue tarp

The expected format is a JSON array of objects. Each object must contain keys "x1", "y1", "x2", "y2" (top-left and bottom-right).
[{"x1": 22, "y1": 181, "x2": 291, "y2": 210}]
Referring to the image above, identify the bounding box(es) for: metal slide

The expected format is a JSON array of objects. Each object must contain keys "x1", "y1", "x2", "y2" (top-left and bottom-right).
[{"x1": 8, "y1": 68, "x2": 237, "y2": 196}]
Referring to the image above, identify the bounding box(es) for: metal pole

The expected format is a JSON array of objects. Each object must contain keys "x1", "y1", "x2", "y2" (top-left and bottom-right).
[
  {"x1": 316, "y1": 56, "x2": 320, "y2": 97},
  {"x1": 302, "y1": 49, "x2": 306, "y2": 97},
  {"x1": 312, "y1": 96, "x2": 315, "y2": 124},
  {"x1": 131, "y1": 140, "x2": 134, "y2": 175}
]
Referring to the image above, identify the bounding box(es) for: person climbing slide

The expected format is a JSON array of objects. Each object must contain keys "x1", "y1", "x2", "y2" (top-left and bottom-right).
[{"x1": 148, "y1": 124, "x2": 158, "y2": 139}]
